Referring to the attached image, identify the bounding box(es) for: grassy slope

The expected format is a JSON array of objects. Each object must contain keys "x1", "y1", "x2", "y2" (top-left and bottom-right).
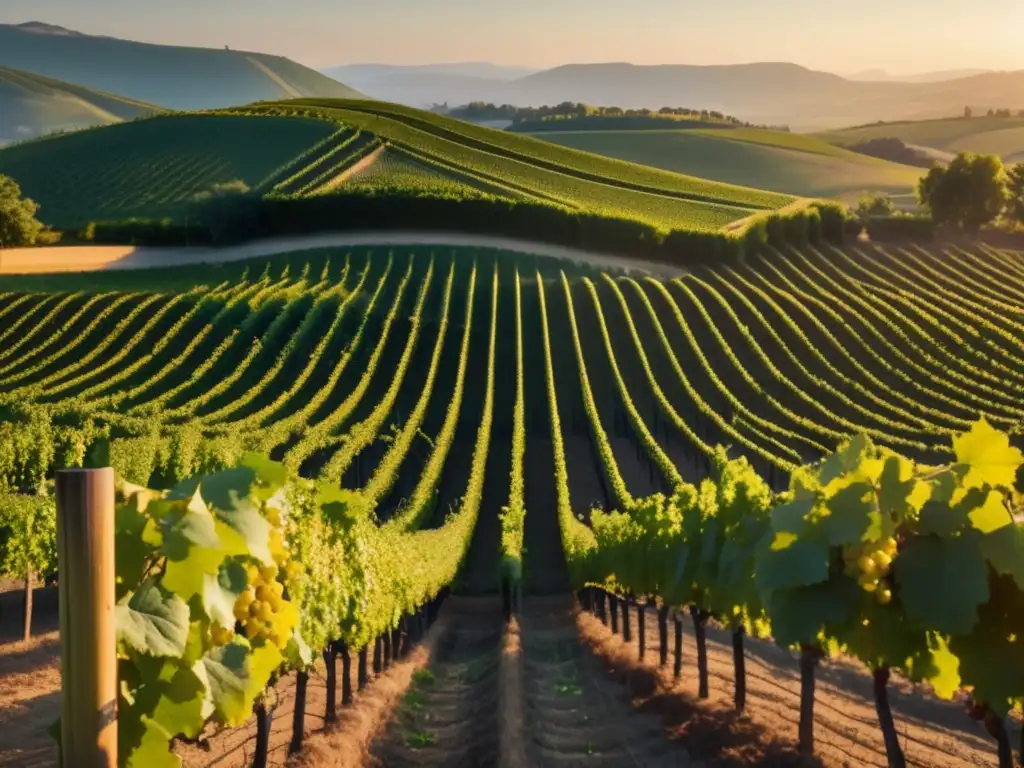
[
  {"x1": 0, "y1": 65, "x2": 162, "y2": 143},
  {"x1": 530, "y1": 127, "x2": 924, "y2": 201},
  {"x1": 816, "y1": 116, "x2": 1024, "y2": 159},
  {"x1": 0, "y1": 25, "x2": 364, "y2": 111},
  {"x1": 252, "y1": 99, "x2": 794, "y2": 230},
  {"x1": 0, "y1": 114, "x2": 336, "y2": 228}
]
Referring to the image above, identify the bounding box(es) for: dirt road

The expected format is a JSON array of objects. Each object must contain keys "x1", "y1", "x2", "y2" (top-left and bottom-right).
[{"x1": 0, "y1": 233, "x2": 682, "y2": 277}]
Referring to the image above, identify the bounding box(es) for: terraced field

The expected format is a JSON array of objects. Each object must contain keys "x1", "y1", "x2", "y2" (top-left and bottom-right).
[
  {"x1": 1, "y1": 241, "x2": 1021, "y2": 768},
  {"x1": 531, "y1": 127, "x2": 925, "y2": 202},
  {"x1": 0, "y1": 100, "x2": 796, "y2": 233}
]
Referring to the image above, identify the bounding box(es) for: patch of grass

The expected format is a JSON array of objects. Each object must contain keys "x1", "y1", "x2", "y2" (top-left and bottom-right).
[
  {"x1": 554, "y1": 674, "x2": 583, "y2": 696},
  {"x1": 411, "y1": 668, "x2": 436, "y2": 688},
  {"x1": 404, "y1": 729, "x2": 437, "y2": 749}
]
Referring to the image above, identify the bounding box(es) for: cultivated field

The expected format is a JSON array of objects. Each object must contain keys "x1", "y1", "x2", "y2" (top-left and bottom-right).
[
  {"x1": 531, "y1": 127, "x2": 925, "y2": 201},
  {"x1": 0, "y1": 242, "x2": 1021, "y2": 766},
  {"x1": 0, "y1": 102, "x2": 796, "y2": 233},
  {"x1": 0, "y1": 114, "x2": 338, "y2": 228},
  {"x1": 817, "y1": 116, "x2": 1024, "y2": 163}
]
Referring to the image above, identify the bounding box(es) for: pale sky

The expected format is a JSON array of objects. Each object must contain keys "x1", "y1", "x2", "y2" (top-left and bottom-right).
[{"x1": 4, "y1": 0, "x2": 1023, "y2": 73}]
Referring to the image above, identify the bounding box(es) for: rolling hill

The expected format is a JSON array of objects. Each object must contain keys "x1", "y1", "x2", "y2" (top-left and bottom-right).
[
  {"x1": 817, "y1": 116, "x2": 1024, "y2": 165},
  {"x1": 344, "y1": 61, "x2": 1024, "y2": 132},
  {"x1": 529, "y1": 127, "x2": 925, "y2": 203},
  {"x1": 323, "y1": 63, "x2": 541, "y2": 109},
  {"x1": 502, "y1": 64, "x2": 1024, "y2": 131},
  {"x1": 0, "y1": 21, "x2": 365, "y2": 111},
  {"x1": 0, "y1": 65, "x2": 163, "y2": 145},
  {"x1": 0, "y1": 100, "x2": 795, "y2": 231}
]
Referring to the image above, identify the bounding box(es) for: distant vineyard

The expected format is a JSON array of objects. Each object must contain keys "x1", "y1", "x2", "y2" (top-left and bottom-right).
[
  {"x1": 0, "y1": 101, "x2": 795, "y2": 233},
  {"x1": 1, "y1": 241, "x2": 1022, "y2": 766}
]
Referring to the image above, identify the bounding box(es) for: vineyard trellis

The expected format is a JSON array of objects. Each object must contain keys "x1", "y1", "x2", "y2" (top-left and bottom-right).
[{"x1": 0, "y1": 243, "x2": 1021, "y2": 767}]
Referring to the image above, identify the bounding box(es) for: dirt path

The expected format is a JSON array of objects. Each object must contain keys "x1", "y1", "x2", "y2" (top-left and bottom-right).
[
  {"x1": 0, "y1": 233, "x2": 682, "y2": 277},
  {"x1": 520, "y1": 595, "x2": 698, "y2": 767},
  {"x1": 366, "y1": 597, "x2": 503, "y2": 767},
  {"x1": 316, "y1": 145, "x2": 386, "y2": 193},
  {"x1": 577, "y1": 599, "x2": 1015, "y2": 768}
]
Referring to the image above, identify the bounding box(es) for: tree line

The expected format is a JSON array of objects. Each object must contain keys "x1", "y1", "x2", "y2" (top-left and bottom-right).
[{"x1": 443, "y1": 101, "x2": 789, "y2": 131}]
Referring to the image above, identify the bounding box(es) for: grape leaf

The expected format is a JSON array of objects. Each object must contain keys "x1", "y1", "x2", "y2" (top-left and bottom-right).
[
  {"x1": 895, "y1": 535, "x2": 989, "y2": 635},
  {"x1": 967, "y1": 490, "x2": 1012, "y2": 534},
  {"x1": 953, "y1": 417, "x2": 1024, "y2": 490},
  {"x1": 150, "y1": 661, "x2": 211, "y2": 739},
  {"x1": 980, "y1": 524, "x2": 1024, "y2": 589},
  {"x1": 115, "y1": 501, "x2": 154, "y2": 601},
  {"x1": 904, "y1": 634, "x2": 961, "y2": 699},
  {"x1": 917, "y1": 498, "x2": 968, "y2": 538},
  {"x1": 117, "y1": 580, "x2": 190, "y2": 657},
  {"x1": 768, "y1": 578, "x2": 859, "y2": 647},
  {"x1": 200, "y1": 560, "x2": 248, "y2": 629},
  {"x1": 770, "y1": 498, "x2": 815, "y2": 534},
  {"x1": 823, "y1": 480, "x2": 875, "y2": 545},
  {"x1": 125, "y1": 716, "x2": 179, "y2": 768},
  {"x1": 199, "y1": 639, "x2": 283, "y2": 727},
  {"x1": 755, "y1": 536, "x2": 829, "y2": 593}
]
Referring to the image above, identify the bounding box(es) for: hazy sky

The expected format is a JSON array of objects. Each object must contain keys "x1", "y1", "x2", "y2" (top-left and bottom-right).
[{"x1": 5, "y1": 0, "x2": 1023, "y2": 73}]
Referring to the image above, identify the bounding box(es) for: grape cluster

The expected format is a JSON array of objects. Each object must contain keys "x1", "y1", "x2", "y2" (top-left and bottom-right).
[
  {"x1": 227, "y1": 505, "x2": 304, "y2": 650},
  {"x1": 843, "y1": 537, "x2": 898, "y2": 605}
]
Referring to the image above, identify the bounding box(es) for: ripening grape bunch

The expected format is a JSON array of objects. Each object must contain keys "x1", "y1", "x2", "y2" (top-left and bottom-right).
[
  {"x1": 842, "y1": 537, "x2": 898, "y2": 605},
  {"x1": 225, "y1": 505, "x2": 303, "y2": 650}
]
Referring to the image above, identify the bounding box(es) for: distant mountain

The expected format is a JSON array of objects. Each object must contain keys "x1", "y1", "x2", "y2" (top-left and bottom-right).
[
  {"x1": 330, "y1": 62, "x2": 538, "y2": 81},
  {"x1": 323, "y1": 60, "x2": 1024, "y2": 129},
  {"x1": 496, "y1": 63, "x2": 1024, "y2": 130},
  {"x1": 0, "y1": 65, "x2": 162, "y2": 144},
  {"x1": 0, "y1": 21, "x2": 365, "y2": 110},
  {"x1": 846, "y1": 68, "x2": 994, "y2": 83},
  {"x1": 322, "y1": 62, "x2": 539, "y2": 108}
]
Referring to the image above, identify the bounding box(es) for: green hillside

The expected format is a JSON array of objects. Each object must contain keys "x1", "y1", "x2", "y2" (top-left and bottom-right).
[
  {"x1": 0, "y1": 22, "x2": 365, "y2": 111},
  {"x1": 0, "y1": 114, "x2": 337, "y2": 227},
  {"x1": 529, "y1": 127, "x2": 925, "y2": 203},
  {"x1": 0, "y1": 100, "x2": 796, "y2": 232},
  {"x1": 0, "y1": 65, "x2": 163, "y2": 144},
  {"x1": 816, "y1": 116, "x2": 1024, "y2": 162}
]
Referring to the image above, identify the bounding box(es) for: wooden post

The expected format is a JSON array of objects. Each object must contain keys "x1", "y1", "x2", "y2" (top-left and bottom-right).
[{"x1": 56, "y1": 468, "x2": 117, "y2": 768}]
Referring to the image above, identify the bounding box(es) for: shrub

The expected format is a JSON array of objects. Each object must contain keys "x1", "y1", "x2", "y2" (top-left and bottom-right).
[{"x1": 865, "y1": 215, "x2": 935, "y2": 242}]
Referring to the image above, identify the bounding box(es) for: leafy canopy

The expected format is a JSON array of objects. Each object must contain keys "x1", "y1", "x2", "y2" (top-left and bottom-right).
[{"x1": 0, "y1": 173, "x2": 45, "y2": 248}]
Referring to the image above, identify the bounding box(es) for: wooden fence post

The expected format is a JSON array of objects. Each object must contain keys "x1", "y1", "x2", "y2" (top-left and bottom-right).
[{"x1": 56, "y1": 468, "x2": 117, "y2": 768}]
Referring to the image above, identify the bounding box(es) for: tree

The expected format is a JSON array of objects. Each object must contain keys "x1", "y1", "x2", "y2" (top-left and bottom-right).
[
  {"x1": 917, "y1": 152, "x2": 1007, "y2": 232},
  {"x1": 855, "y1": 193, "x2": 896, "y2": 222},
  {"x1": 1007, "y1": 163, "x2": 1024, "y2": 225},
  {"x1": 0, "y1": 174, "x2": 44, "y2": 248}
]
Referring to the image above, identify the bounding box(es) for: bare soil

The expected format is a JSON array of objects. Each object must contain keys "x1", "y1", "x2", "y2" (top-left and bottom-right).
[
  {"x1": 576, "y1": 599, "x2": 1020, "y2": 768},
  {"x1": 520, "y1": 594, "x2": 698, "y2": 767},
  {"x1": 365, "y1": 596, "x2": 503, "y2": 767},
  {"x1": 0, "y1": 234, "x2": 682, "y2": 278}
]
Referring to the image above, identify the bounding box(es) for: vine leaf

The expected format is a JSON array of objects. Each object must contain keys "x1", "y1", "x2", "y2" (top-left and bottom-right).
[
  {"x1": 980, "y1": 525, "x2": 1024, "y2": 589},
  {"x1": 199, "y1": 639, "x2": 283, "y2": 727},
  {"x1": 117, "y1": 580, "x2": 190, "y2": 658},
  {"x1": 968, "y1": 490, "x2": 1012, "y2": 534},
  {"x1": 895, "y1": 535, "x2": 989, "y2": 635},
  {"x1": 953, "y1": 416, "x2": 1024, "y2": 490},
  {"x1": 755, "y1": 535, "x2": 829, "y2": 593},
  {"x1": 124, "y1": 715, "x2": 180, "y2": 768},
  {"x1": 823, "y1": 480, "x2": 874, "y2": 545},
  {"x1": 767, "y1": 579, "x2": 859, "y2": 647}
]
